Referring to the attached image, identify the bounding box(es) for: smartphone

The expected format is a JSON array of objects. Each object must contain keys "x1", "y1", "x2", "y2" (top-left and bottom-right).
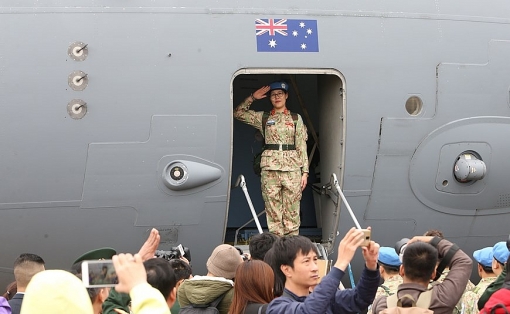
[
  {"x1": 177, "y1": 244, "x2": 185, "y2": 257},
  {"x1": 81, "y1": 260, "x2": 118, "y2": 288},
  {"x1": 361, "y1": 229, "x2": 371, "y2": 247}
]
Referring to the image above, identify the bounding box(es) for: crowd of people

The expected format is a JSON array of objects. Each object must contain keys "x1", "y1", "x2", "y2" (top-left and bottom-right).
[{"x1": 1, "y1": 227, "x2": 509, "y2": 314}]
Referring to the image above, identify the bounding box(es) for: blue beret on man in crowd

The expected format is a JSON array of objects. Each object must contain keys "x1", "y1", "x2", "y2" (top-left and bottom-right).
[
  {"x1": 473, "y1": 247, "x2": 493, "y2": 268},
  {"x1": 378, "y1": 246, "x2": 401, "y2": 267},
  {"x1": 492, "y1": 241, "x2": 510, "y2": 264},
  {"x1": 268, "y1": 81, "x2": 289, "y2": 93}
]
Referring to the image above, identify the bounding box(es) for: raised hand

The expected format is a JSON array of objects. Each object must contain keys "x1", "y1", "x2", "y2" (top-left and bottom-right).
[
  {"x1": 362, "y1": 239, "x2": 380, "y2": 271},
  {"x1": 252, "y1": 86, "x2": 270, "y2": 100},
  {"x1": 113, "y1": 253, "x2": 147, "y2": 294},
  {"x1": 334, "y1": 227, "x2": 365, "y2": 271},
  {"x1": 138, "y1": 228, "x2": 160, "y2": 261}
]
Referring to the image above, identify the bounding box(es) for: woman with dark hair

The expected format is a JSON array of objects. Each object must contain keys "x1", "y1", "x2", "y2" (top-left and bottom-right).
[
  {"x1": 229, "y1": 260, "x2": 274, "y2": 314},
  {"x1": 263, "y1": 248, "x2": 284, "y2": 298}
]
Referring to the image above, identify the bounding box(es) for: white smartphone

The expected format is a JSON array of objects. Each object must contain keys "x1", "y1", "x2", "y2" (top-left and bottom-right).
[
  {"x1": 81, "y1": 260, "x2": 118, "y2": 288},
  {"x1": 177, "y1": 244, "x2": 185, "y2": 257}
]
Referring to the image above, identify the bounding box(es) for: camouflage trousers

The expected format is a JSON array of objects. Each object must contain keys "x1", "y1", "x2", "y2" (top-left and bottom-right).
[{"x1": 261, "y1": 169, "x2": 302, "y2": 236}]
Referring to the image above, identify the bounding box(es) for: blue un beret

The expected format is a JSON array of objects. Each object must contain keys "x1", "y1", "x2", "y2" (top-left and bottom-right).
[
  {"x1": 378, "y1": 246, "x2": 401, "y2": 267},
  {"x1": 473, "y1": 247, "x2": 493, "y2": 268},
  {"x1": 493, "y1": 242, "x2": 510, "y2": 264},
  {"x1": 268, "y1": 81, "x2": 289, "y2": 93}
]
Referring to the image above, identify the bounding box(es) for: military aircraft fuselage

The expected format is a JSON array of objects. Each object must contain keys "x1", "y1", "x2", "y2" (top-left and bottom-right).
[{"x1": 1, "y1": 0, "x2": 510, "y2": 285}]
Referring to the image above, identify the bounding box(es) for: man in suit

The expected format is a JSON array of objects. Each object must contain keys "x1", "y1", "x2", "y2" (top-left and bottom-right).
[{"x1": 9, "y1": 253, "x2": 45, "y2": 314}]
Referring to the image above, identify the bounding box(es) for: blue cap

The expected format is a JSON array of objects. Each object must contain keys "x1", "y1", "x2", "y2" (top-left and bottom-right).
[
  {"x1": 378, "y1": 246, "x2": 402, "y2": 267},
  {"x1": 493, "y1": 242, "x2": 510, "y2": 264},
  {"x1": 473, "y1": 247, "x2": 493, "y2": 268},
  {"x1": 268, "y1": 81, "x2": 289, "y2": 92}
]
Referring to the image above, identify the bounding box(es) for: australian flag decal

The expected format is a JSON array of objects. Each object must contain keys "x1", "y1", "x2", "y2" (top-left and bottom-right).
[{"x1": 255, "y1": 19, "x2": 319, "y2": 52}]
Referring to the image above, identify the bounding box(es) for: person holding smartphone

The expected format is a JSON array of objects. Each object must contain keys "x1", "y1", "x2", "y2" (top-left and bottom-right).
[{"x1": 234, "y1": 81, "x2": 309, "y2": 236}]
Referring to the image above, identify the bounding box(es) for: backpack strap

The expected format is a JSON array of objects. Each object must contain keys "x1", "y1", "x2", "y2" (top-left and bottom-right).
[
  {"x1": 415, "y1": 290, "x2": 433, "y2": 308},
  {"x1": 262, "y1": 112, "x2": 299, "y2": 144},
  {"x1": 208, "y1": 291, "x2": 227, "y2": 309},
  {"x1": 387, "y1": 290, "x2": 433, "y2": 309},
  {"x1": 244, "y1": 303, "x2": 268, "y2": 314},
  {"x1": 261, "y1": 111, "x2": 270, "y2": 142},
  {"x1": 381, "y1": 285, "x2": 392, "y2": 296},
  {"x1": 396, "y1": 294, "x2": 418, "y2": 307},
  {"x1": 434, "y1": 243, "x2": 459, "y2": 281},
  {"x1": 490, "y1": 304, "x2": 510, "y2": 314},
  {"x1": 291, "y1": 113, "x2": 298, "y2": 146},
  {"x1": 387, "y1": 294, "x2": 399, "y2": 308}
]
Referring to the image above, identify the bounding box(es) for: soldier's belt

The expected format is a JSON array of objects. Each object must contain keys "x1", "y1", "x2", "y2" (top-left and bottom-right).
[{"x1": 264, "y1": 144, "x2": 296, "y2": 151}]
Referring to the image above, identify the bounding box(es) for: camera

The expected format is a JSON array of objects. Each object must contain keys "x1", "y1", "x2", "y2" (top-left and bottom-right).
[
  {"x1": 395, "y1": 238, "x2": 410, "y2": 261},
  {"x1": 235, "y1": 246, "x2": 249, "y2": 261},
  {"x1": 155, "y1": 245, "x2": 191, "y2": 263}
]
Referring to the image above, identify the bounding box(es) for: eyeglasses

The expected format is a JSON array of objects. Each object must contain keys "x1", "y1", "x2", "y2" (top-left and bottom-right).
[{"x1": 270, "y1": 92, "x2": 285, "y2": 99}]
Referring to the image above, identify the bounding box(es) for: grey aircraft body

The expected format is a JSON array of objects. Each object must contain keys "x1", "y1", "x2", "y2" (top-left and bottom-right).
[{"x1": 1, "y1": 0, "x2": 510, "y2": 286}]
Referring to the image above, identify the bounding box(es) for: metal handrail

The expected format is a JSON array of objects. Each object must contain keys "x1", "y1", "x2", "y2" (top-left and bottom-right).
[{"x1": 233, "y1": 175, "x2": 264, "y2": 245}]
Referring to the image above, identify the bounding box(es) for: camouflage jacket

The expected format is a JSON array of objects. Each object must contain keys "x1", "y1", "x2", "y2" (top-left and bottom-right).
[
  {"x1": 368, "y1": 275, "x2": 403, "y2": 314},
  {"x1": 429, "y1": 269, "x2": 475, "y2": 292},
  {"x1": 458, "y1": 277, "x2": 497, "y2": 314},
  {"x1": 234, "y1": 99, "x2": 309, "y2": 173},
  {"x1": 431, "y1": 269, "x2": 475, "y2": 314}
]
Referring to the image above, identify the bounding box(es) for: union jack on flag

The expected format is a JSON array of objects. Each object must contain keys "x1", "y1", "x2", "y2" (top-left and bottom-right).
[
  {"x1": 256, "y1": 19, "x2": 288, "y2": 36},
  {"x1": 255, "y1": 18, "x2": 319, "y2": 52}
]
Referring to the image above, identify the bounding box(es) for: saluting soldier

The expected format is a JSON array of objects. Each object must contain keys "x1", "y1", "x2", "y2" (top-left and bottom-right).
[
  {"x1": 234, "y1": 82, "x2": 309, "y2": 236},
  {"x1": 459, "y1": 246, "x2": 498, "y2": 314}
]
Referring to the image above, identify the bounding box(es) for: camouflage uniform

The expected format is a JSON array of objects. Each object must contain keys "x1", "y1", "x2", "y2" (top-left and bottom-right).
[
  {"x1": 430, "y1": 269, "x2": 476, "y2": 314},
  {"x1": 368, "y1": 275, "x2": 403, "y2": 314},
  {"x1": 458, "y1": 277, "x2": 497, "y2": 314},
  {"x1": 234, "y1": 99, "x2": 308, "y2": 236},
  {"x1": 429, "y1": 268, "x2": 475, "y2": 291}
]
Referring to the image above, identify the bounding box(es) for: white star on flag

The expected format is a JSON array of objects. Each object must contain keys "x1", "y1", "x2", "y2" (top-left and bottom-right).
[{"x1": 255, "y1": 19, "x2": 319, "y2": 52}]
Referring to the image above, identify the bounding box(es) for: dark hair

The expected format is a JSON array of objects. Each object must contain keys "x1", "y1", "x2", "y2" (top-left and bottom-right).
[
  {"x1": 168, "y1": 259, "x2": 192, "y2": 281},
  {"x1": 263, "y1": 248, "x2": 284, "y2": 297},
  {"x1": 249, "y1": 232, "x2": 279, "y2": 261},
  {"x1": 3, "y1": 281, "x2": 17, "y2": 300},
  {"x1": 70, "y1": 262, "x2": 82, "y2": 275},
  {"x1": 479, "y1": 263, "x2": 494, "y2": 274},
  {"x1": 423, "y1": 229, "x2": 444, "y2": 238},
  {"x1": 380, "y1": 264, "x2": 400, "y2": 274},
  {"x1": 144, "y1": 258, "x2": 177, "y2": 300},
  {"x1": 273, "y1": 235, "x2": 318, "y2": 269},
  {"x1": 271, "y1": 236, "x2": 319, "y2": 289},
  {"x1": 14, "y1": 253, "x2": 45, "y2": 268},
  {"x1": 13, "y1": 253, "x2": 45, "y2": 287},
  {"x1": 228, "y1": 260, "x2": 274, "y2": 314},
  {"x1": 402, "y1": 242, "x2": 438, "y2": 283},
  {"x1": 70, "y1": 271, "x2": 101, "y2": 303}
]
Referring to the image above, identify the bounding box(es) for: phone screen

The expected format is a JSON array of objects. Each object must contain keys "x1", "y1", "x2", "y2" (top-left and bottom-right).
[
  {"x1": 81, "y1": 260, "x2": 118, "y2": 288},
  {"x1": 177, "y1": 244, "x2": 185, "y2": 257}
]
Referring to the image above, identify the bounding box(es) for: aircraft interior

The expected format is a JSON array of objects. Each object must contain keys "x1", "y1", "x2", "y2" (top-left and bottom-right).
[{"x1": 228, "y1": 70, "x2": 345, "y2": 248}]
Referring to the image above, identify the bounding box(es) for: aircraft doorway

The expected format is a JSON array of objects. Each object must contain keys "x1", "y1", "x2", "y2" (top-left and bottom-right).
[{"x1": 228, "y1": 70, "x2": 345, "y2": 245}]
